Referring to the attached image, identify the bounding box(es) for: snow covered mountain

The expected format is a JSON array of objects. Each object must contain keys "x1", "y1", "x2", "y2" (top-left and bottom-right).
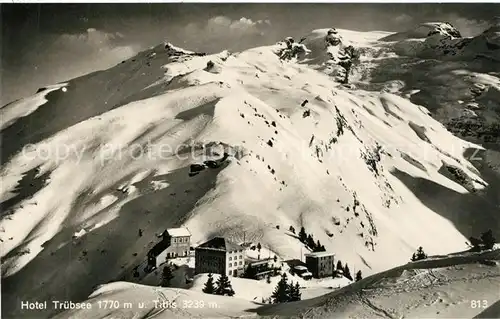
[
  {"x1": 1, "y1": 22, "x2": 499, "y2": 319},
  {"x1": 370, "y1": 20, "x2": 500, "y2": 146}
]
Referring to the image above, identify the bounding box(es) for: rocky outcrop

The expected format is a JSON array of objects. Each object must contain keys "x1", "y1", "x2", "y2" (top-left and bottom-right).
[
  {"x1": 275, "y1": 29, "x2": 359, "y2": 84},
  {"x1": 446, "y1": 118, "x2": 500, "y2": 149},
  {"x1": 426, "y1": 22, "x2": 462, "y2": 38},
  {"x1": 163, "y1": 42, "x2": 207, "y2": 63},
  {"x1": 380, "y1": 22, "x2": 462, "y2": 42},
  {"x1": 276, "y1": 36, "x2": 309, "y2": 60},
  {"x1": 387, "y1": 21, "x2": 500, "y2": 62},
  {"x1": 323, "y1": 29, "x2": 359, "y2": 84},
  {"x1": 439, "y1": 162, "x2": 477, "y2": 193}
]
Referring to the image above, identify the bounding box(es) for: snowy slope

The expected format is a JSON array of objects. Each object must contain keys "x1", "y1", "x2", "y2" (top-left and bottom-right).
[
  {"x1": 380, "y1": 20, "x2": 500, "y2": 61},
  {"x1": 190, "y1": 272, "x2": 352, "y2": 303},
  {"x1": 51, "y1": 281, "x2": 261, "y2": 319},
  {"x1": 258, "y1": 248, "x2": 500, "y2": 318},
  {"x1": 53, "y1": 249, "x2": 500, "y2": 319},
  {"x1": 1, "y1": 27, "x2": 499, "y2": 318}
]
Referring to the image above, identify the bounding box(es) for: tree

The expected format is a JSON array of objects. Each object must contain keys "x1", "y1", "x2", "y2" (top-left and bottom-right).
[
  {"x1": 417, "y1": 246, "x2": 427, "y2": 260},
  {"x1": 355, "y1": 270, "x2": 362, "y2": 282},
  {"x1": 295, "y1": 282, "x2": 302, "y2": 301},
  {"x1": 411, "y1": 247, "x2": 427, "y2": 261},
  {"x1": 307, "y1": 234, "x2": 316, "y2": 250},
  {"x1": 314, "y1": 244, "x2": 326, "y2": 252},
  {"x1": 161, "y1": 265, "x2": 174, "y2": 287},
  {"x1": 344, "y1": 263, "x2": 352, "y2": 280},
  {"x1": 333, "y1": 260, "x2": 343, "y2": 277},
  {"x1": 271, "y1": 273, "x2": 290, "y2": 303},
  {"x1": 289, "y1": 282, "x2": 301, "y2": 301},
  {"x1": 313, "y1": 240, "x2": 325, "y2": 252},
  {"x1": 469, "y1": 236, "x2": 482, "y2": 251},
  {"x1": 412, "y1": 246, "x2": 428, "y2": 261},
  {"x1": 336, "y1": 260, "x2": 343, "y2": 272},
  {"x1": 215, "y1": 274, "x2": 235, "y2": 296},
  {"x1": 481, "y1": 229, "x2": 496, "y2": 250},
  {"x1": 299, "y1": 227, "x2": 307, "y2": 243},
  {"x1": 289, "y1": 226, "x2": 296, "y2": 234},
  {"x1": 202, "y1": 273, "x2": 216, "y2": 294},
  {"x1": 273, "y1": 267, "x2": 279, "y2": 276},
  {"x1": 287, "y1": 282, "x2": 296, "y2": 301}
]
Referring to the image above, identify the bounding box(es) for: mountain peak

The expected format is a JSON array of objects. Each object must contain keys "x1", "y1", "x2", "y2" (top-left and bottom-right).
[
  {"x1": 163, "y1": 41, "x2": 197, "y2": 55},
  {"x1": 424, "y1": 22, "x2": 462, "y2": 38},
  {"x1": 380, "y1": 21, "x2": 462, "y2": 42}
]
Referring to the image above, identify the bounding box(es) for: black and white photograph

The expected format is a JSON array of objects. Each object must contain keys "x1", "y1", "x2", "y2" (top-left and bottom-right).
[{"x1": 1, "y1": 2, "x2": 500, "y2": 318}]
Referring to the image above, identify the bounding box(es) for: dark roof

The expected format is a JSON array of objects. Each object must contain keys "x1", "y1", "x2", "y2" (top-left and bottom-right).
[
  {"x1": 148, "y1": 239, "x2": 170, "y2": 257},
  {"x1": 305, "y1": 251, "x2": 335, "y2": 258},
  {"x1": 196, "y1": 237, "x2": 243, "y2": 252},
  {"x1": 248, "y1": 258, "x2": 273, "y2": 266},
  {"x1": 284, "y1": 259, "x2": 307, "y2": 268}
]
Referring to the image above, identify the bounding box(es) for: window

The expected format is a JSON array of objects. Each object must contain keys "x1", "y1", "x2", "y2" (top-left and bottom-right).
[
  {"x1": 229, "y1": 257, "x2": 232, "y2": 261},
  {"x1": 229, "y1": 263, "x2": 232, "y2": 267},
  {"x1": 239, "y1": 261, "x2": 242, "y2": 265},
  {"x1": 239, "y1": 255, "x2": 242, "y2": 259},
  {"x1": 229, "y1": 270, "x2": 232, "y2": 276}
]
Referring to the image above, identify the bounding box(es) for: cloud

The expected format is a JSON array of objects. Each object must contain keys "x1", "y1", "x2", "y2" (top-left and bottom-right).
[
  {"x1": 50, "y1": 28, "x2": 130, "y2": 55},
  {"x1": 390, "y1": 12, "x2": 490, "y2": 37},
  {"x1": 178, "y1": 16, "x2": 273, "y2": 52},
  {"x1": 206, "y1": 16, "x2": 271, "y2": 36},
  {"x1": 394, "y1": 14, "x2": 414, "y2": 24},
  {"x1": 444, "y1": 15, "x2": 490, "y2": 37}
]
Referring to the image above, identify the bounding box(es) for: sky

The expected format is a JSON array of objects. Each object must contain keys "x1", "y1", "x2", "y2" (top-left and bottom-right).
[{"x1": 1, "y1": 3, "x2": 499, "y2": 105}]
